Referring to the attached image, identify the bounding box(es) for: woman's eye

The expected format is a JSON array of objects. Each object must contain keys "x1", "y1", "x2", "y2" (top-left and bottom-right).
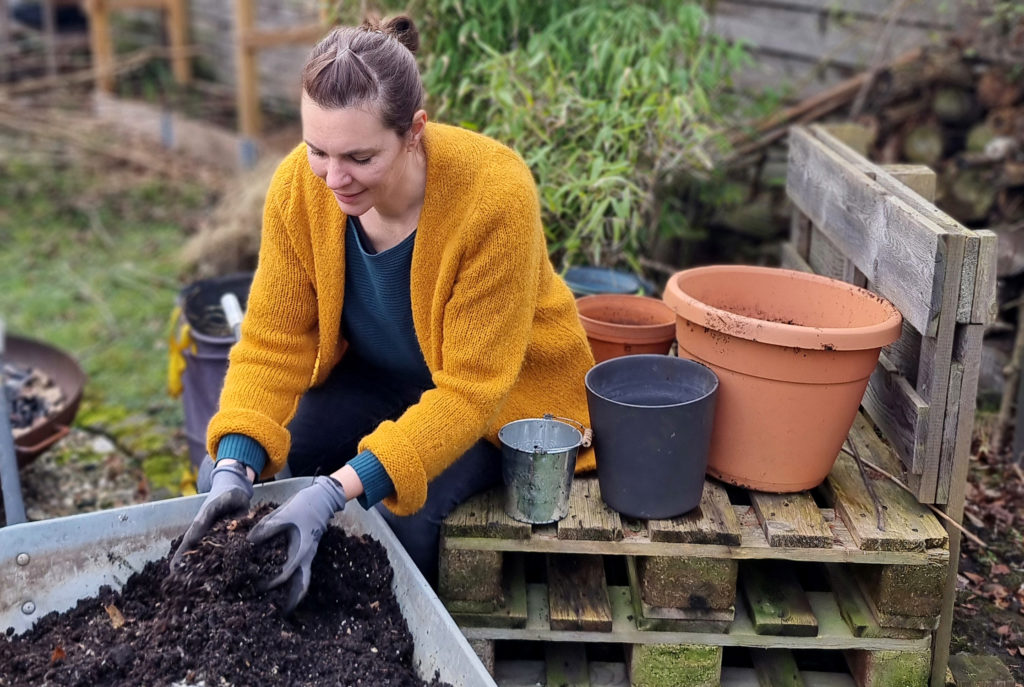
[
  {"x1": 310, "y1": 149, "x2": 327, "y2": 158},
  {"x1": 352, "y1": 156, "x2": 371, "y2": 165}
]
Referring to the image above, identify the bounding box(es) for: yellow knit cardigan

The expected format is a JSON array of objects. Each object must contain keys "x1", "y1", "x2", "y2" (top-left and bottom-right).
[{"x1": 207, "y1": 122, "x2": 596, "y2": 515}]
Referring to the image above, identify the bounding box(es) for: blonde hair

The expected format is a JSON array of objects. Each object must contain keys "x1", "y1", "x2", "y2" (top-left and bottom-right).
[{"x1": 302, "y1": 15, "x2": 423, "y2": 135}]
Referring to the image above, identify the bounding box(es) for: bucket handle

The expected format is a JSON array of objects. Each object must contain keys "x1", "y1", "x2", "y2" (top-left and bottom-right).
[{"x1": 543, "y1": 414, "x2": 593, "y2": 448}]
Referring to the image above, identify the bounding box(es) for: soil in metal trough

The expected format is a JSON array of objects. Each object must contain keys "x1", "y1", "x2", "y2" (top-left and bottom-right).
[{"x1": 0, "y1": 505, "x2": 451, "y2": 687}]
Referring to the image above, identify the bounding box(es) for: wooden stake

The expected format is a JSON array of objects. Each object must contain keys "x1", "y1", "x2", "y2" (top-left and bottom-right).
[
  {"x1": 166, "y1": 0, "x2": 191, "y2": 85},
  {"x1": 993, "y1": 301, "x2": 1024, "y2": 457},
  {"x1": 234, "y1": 0, "x2": 260, "y2": 137}
]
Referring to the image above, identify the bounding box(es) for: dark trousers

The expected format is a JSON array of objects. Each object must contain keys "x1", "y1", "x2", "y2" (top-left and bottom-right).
[{"x1": 285, "y1": 355, "x2": 502, "y2": 586}]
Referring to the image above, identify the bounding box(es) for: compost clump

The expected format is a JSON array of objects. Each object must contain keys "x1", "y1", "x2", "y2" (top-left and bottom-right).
[{"x1": 0, "y1": 505, "x2": 450, "y2": 687}]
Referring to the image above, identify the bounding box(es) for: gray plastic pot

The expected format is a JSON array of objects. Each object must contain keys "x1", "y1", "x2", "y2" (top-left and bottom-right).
[{"x1": 585, "y1": 354, "x2": 719, "y2": 519}]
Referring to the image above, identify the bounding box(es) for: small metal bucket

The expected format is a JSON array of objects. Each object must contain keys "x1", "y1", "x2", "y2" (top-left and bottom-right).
[{"x1": 499, "y1": 415, "x2": 584, "y2": 524}]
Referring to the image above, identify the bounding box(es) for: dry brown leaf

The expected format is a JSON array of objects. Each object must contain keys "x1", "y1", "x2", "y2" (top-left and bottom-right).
[
  {"x1": 964, "y1": 571, "x2": 985, "y2": 585},
  {"x1": 992, "y1": 563, "x2": 1012, "y2": 576},
  {"x1": 104, "y1": 603, "x2": 125, "y2": 629},
  {"x1": 999, "y1": 624, "x2": 1012, "y2": 635},
  {"x1": 50, "y1": 645, "x2": 65, "y2": 664}
]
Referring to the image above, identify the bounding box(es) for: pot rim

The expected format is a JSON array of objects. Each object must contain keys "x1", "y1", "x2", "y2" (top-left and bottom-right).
[
  {"x1": 585, "y1": 354, "x2": 719, "y2": 409},
  {"x1": 576, "y1": 294, "x2": 676, "y2": 341},
  {"x1": 663, "y1": 265, "x2": 903, "y2": 351},
  {"x1": 498, "y1": 417, "x2": 583, "y2": 454}
]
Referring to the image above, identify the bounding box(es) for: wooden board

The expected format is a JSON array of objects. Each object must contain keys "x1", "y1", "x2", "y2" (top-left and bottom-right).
[
  {"x1": 547, "y1": 554, "x2": 612, "y2": 632},
  {"x1": 808, "y1": 227, "x2": 864, "y2": 286},
  {"x1": 711, "y1": 2, "x2": 939, "y2": 67},
  {"x1": 751, "y1": 648, "x2": 805, "y2": 687},
  {"x1": 813, "y1": 124, "x2": 978, "y2": 323},
  {"x1": 460, "y1": 586, "x2": 931, "y2": 651},
  {"x1": 493, "y1": 662, "x2": 858, "y2": 687},
  {"x1": 557, "y1": 477, "x2": 624, "y2": 542},
  {"x1": 780, "y1": 240, "x2": 814, "y2": 273},
  {"x1": 787, "y1": 126, "x2": 954, "y2": 338},
  {"x1": 443, "y1": 489, "x2": 532, "y2": 540},
  {"x1": 749, "y1": 491, "x2": 833, "y2": 548},
  {"x1": 714, "y1": 0, "x2": 957, "y2": 27},
  {"x1": 545, "y1": 643, "x2": 590, "y2": 687},
  {"x1": 972, "y1": 230, "x2": 999, "y2": 325},
  {"x1": 861, "y1": 351, "x2": 930, "y2": 480},
  {"x1": 647, "y1": 480, "x2": 742, "y2": 545},
  {"x1": 741, "y1": 562, "x2": 819, "y2": 637},
  {"x1": 824, "y1": 433, "x2": 948, "y2": 553},
  {"x1": 445, "y1": 506, "x2": 947, "y2": 566}
]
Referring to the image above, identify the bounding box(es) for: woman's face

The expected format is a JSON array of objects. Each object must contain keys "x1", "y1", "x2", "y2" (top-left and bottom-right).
[{"x1": 301, "y1": 93, "x2": 412, "y2": 216}]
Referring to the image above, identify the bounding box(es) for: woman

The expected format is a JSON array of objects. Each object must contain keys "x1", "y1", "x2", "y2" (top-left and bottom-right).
[{"x1": 172, "y1": 15, "x2": 595, "y2": 611}]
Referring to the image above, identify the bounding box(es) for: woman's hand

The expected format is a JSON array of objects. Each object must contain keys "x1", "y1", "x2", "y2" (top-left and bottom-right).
[
  {"x1": 171, "y1": 460, "x2": 254, "y2": 571},
  {"x1": 247, "y1": 475, "x2": 347, "y2": 613}
]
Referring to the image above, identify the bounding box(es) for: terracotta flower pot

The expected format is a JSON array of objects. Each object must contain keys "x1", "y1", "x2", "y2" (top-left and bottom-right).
[
  {"x1": 576, "y1": 294, "x2": 676, "y2": 363},
  {"x1": 663, "y1": 265, "x2": 902, "y2": 492}
]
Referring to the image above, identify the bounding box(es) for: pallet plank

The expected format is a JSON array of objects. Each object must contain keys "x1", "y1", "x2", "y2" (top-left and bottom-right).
[
  {"x1": 860, "y1": 351, "x2": 929, "y2": 480},
  {"x1": 780, "y1": 240, "x2": 815, "y2": 273},
  {"x1": 809, "y1": 226, "x2": 862, "y2": 285},
  {"x1": 846, "y1": 415, "x2": 949, "y2": 549},
  {"x1": 751, "y1": 648, "x2": 805, "y2": 687},
  {"x1": 445, "y1": 505, "x2": 947, "y2": 565},
  {"x1": 741, "y1": 562, "x2": 819, "y2": 637},
  {"x1": 462, "y1": 586, "x2": 931, "y2": 650},
  {"x1": 823, "y1": 446, "x2": 942, "y2": 553},
  {"x1": 972, "y1": 230, "x2": 998, "y2": 325},
  {"x1": 749, "y1": 491, "x2": 832, "y2": 548},
  {"x1": 711, "y1": 1, "x2": 936, "y2": 67},
  {"x1": 558, "y1": 477, "x2": 624, "y2": 542},
  {"x1": 648, "y1": 480, "x2": 742, "y2": 545},
  {"x1": 444, "y1": 489, "x2": 532, "y2": 540},
  {"x1": 547, "y1": 554, "x2": 612, "y2": 632},
  {"x1": 787, "y1": 126, "x2": 948, "y2": 338},
  {"x1": 546, "y1": 643, "x2": 591, "y2": 687}
]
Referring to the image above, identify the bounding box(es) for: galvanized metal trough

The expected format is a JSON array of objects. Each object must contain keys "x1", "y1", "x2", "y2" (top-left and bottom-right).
[{"x1": 0, "y1": 479, "x2": 495, "y2": 686}]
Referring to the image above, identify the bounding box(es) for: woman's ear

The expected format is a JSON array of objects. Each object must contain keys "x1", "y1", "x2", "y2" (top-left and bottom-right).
[{"x1": 408, "y1": 109, "x2": 428, "y2": 149}]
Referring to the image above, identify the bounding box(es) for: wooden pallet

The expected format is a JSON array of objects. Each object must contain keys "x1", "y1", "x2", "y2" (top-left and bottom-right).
[
  {"x1": 444, "y1": 415, "x2": 947, "y2": 566},
  {"x1": 485, "y1": 643, "x2": 927, "y2": 687}
]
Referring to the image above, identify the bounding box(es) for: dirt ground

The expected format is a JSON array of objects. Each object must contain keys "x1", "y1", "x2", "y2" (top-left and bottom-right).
[{"x1": 950, "y1": 415, "x2": 1024, "y2": 683}]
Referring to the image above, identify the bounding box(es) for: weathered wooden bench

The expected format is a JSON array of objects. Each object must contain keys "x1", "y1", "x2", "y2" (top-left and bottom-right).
[{"x1": 438, "y1": 124, "x2": 996, "y2": 687}]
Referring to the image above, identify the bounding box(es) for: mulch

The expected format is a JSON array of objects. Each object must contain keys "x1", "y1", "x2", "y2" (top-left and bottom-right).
[{"x1": 0, "y1": 505, "x2": 450, "y2": 687}]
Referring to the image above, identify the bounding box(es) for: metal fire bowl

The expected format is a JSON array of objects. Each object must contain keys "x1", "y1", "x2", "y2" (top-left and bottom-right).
[{"x1": 5, "y1": 335, "x2": 87, "y2": 468}]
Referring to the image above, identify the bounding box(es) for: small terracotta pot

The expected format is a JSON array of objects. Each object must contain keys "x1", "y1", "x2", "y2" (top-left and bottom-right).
[
  {"x1": 663, "y1": 265, "x2": 902, "y2": 493},
  {"x1": 576, "y1": 294, "x2": 676, "y2": 363}
]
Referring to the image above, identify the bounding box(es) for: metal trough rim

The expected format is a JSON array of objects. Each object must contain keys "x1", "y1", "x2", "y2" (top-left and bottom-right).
[{"x1": 0, "y1": 478, "x2": 495, "y2": 686}]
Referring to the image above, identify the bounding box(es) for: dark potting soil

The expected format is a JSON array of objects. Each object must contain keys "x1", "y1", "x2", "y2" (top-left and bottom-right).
[{"x1": 0, "y1": 506, "x2": 451, "y2": 687}]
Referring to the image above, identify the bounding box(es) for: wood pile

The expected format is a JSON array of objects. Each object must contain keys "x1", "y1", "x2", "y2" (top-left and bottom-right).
[{"x1": 854, "y1": 48, "x2": 1024, "y2": 237}]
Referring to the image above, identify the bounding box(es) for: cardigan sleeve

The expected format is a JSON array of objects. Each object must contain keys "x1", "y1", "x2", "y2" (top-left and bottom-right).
[
  {"x1": 359, "y1": 151, "x2": 545, "y2": 515},
  {"x1": 205, "y1": 159, "x2": 322, "y2": 477}
]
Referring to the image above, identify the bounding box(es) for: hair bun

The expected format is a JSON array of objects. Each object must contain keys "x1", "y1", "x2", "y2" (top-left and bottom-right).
[{"x1": 383, "y1": 15, "x2": 419, "y2": 54}]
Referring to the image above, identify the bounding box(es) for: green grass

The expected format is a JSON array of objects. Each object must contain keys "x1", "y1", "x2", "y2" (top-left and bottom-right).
[{"x1": 0, "y1": 137, "x2": 216, "y2": 493}]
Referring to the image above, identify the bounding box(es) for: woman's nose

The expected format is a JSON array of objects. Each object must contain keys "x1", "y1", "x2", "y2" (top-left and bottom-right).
[{"x1": 325, "y1": 161, "x2": 351, "y2": 190}]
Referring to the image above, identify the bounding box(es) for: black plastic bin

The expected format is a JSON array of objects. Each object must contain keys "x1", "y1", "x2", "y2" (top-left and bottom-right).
[
  {"x1": 585, "y1": 354, "x2": 719, "y2": 519},
  {"x1": 176, "y1": 273, "x2": 253, "y2": 468}
]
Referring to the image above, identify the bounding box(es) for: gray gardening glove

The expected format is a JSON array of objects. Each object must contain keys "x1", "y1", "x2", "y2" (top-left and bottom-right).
[
  {"x1": 247, "y1": 476, "x2": 347, "y2": 613},
  {"x1": 170, "y1": 461, "x2": 253, "y2": 571}
]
